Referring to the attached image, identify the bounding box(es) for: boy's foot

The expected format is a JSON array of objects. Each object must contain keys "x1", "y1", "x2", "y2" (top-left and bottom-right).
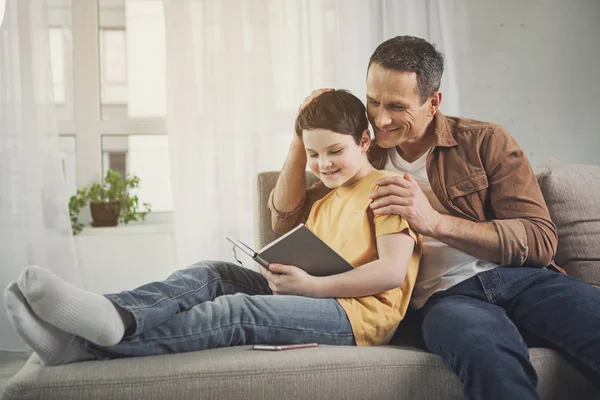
[
  {"x1": 4, "y1": 282, "x2": 92, "y2": 365},
  {"x1": 17, "y1": 266, "x2": 126, "y2": 347}
]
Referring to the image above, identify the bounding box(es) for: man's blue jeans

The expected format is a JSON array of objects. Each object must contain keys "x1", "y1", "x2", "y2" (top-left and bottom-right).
[
  {"x1": 419, "y1": 266, "x2": 600, "y2": 400},
  {"x1": 80, "y1": 261, "x2": 355, "y2": 359}
]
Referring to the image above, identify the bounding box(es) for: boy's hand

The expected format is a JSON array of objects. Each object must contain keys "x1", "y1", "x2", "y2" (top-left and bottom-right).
[{"x1": 261, "y1": 263, "x2": 319, "y2": 297}]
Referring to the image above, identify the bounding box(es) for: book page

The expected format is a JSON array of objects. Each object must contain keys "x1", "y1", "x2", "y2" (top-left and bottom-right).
[{"x1": 259, "y1": 223, "x2": 304, "y2": 252}]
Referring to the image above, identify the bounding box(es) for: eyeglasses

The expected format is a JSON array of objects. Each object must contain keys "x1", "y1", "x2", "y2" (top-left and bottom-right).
[{"x1": 231, "y1": 244, "x2": 246, "y2": 268}]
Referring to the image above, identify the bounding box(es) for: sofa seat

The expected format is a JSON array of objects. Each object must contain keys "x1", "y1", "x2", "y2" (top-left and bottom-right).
[{"x1": 3, "y1": 345, "x2": 599, "y2": 400}]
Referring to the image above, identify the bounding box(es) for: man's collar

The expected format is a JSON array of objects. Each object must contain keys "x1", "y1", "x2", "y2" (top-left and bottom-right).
[{"x1": 431, "y1": 111, "x2": 457, "y2": 148}]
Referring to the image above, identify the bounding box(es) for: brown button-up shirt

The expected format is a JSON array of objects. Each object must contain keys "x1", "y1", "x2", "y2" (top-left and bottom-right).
[{"x1": 269, "y1": 112, "x2": 561, "y2": 270}]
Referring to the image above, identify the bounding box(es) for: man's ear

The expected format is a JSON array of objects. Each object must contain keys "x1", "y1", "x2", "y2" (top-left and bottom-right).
[
  {"x1": 360, "y1": 129, "x2": 371, "y2": 152},
  {"x1": 428, "y1": 92, "x2": 443, "y2": 117}
]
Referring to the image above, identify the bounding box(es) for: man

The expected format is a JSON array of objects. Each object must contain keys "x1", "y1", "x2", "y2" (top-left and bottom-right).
[{"x1": 269, "y1": 35, "x2": 600, "y2": 400}]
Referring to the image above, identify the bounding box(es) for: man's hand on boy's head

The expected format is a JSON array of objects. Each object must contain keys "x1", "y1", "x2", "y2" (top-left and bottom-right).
[
  {"x1": 369, "y1": 172, "x2": 442, "y2": 236},
  {"x1": 288, "y1": 88, "x2": 334, "y2": 161},
  {"x1": 262, "y1": 263, "x2": 319, "y2": 297},
  {"x1": 297, "y1": 88, "x2": 333, "y2": 116}
]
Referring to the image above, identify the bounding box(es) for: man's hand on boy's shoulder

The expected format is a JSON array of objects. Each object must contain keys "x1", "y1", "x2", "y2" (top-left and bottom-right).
[
  {"x1": 261, "y1": 263, "x2": 319, "y2": 297},
  {"x1": 369, "y1": 172, "x2": 441, "y2": 236}
]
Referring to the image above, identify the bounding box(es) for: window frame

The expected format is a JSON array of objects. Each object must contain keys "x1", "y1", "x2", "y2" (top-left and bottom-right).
[{"x1": 57, "y1": 0, "x2": 168, "y2": 216}]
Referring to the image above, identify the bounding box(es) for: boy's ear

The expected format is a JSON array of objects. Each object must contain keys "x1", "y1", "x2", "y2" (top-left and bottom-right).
[{"x1": 360, "y1": 129, "x2": 371, "y2": 152}]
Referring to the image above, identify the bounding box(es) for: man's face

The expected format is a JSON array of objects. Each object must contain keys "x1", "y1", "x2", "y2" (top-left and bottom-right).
[{"x1": 366, "y1": 63, "x2": 432, "y2": 149}]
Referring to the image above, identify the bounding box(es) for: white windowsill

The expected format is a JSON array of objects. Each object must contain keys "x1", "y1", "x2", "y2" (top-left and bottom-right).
[{"x1": 77, "y1": 222, "x2": 174, "y2": 236}]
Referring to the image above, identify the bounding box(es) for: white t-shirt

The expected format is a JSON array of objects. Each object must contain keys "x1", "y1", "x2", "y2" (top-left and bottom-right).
[{"x1": 384, "y1": 147, "x2": 499, "y2": 309}]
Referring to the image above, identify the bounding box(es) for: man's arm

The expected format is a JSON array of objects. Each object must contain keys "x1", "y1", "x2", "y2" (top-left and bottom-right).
[
  {"x1": 479, "y1": 127, "x2": 557, "y2": 266},
  {"x1": 269, "y1": 135, "x2": 308, "y2": 234},
  {"x1": 370, "y1": 127, "x2": 557, "y2": 267},
  {"x1": 269, "y1": 136, "x2": 332, "y2": 235},
  {"x1": 431, "y1": 215, "x2": 503, "y2": 263},
  {"x1": 269, "y1": 89, "x2": 333, "y2": 235}
]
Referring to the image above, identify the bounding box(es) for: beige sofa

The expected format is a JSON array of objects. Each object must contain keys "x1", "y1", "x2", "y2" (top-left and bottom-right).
[{"x1": 3, "y1": 162, "x2": 600, "y2": 400}]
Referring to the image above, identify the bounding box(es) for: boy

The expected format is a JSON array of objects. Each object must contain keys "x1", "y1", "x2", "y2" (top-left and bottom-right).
[{"x1": 4, "y1": 90, "x2": 420, "y2": 365}]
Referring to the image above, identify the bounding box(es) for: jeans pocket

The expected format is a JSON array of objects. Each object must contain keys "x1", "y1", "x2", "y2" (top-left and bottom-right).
[{"x1": 477, "y1": 268, "x2": 501, "y2": 302}]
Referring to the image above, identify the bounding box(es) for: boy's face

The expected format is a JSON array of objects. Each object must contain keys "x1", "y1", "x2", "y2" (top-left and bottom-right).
[{"x1": 303, "y1": 128, "x2": 370, "y2": 188}]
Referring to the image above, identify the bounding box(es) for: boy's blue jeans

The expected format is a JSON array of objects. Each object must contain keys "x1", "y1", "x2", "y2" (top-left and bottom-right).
[
  {"x1": 80, "y1": 261, "x2": 355, "y2": 359},
  {"x1": 419, "y1": 266, "x2": 600, "y2": 400}
]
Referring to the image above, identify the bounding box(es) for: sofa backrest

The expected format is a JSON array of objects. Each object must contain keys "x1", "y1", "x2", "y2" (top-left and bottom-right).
[
  {"x1": 537, "y1": 163, "x2": 600, "y2": 286},
  {"x1": 255, "y1": 165, "x2": 600, "y2": 287}
]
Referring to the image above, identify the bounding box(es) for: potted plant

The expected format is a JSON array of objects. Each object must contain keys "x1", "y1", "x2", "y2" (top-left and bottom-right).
[{"x1": 69, "y1": 169, "x2": 152, "y2": 234}]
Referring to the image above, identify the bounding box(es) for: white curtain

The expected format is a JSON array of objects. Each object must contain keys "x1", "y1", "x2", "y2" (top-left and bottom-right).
[
  {"x1": 164, "y1": 0, "x2": 467, "y2": 267},
  {"x1": 0, "y1": 0, "x2": 81, "y2": 351}
]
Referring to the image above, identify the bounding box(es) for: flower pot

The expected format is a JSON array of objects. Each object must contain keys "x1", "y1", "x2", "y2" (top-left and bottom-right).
[{"x1": 90, "y1": 201, "x2": 121, "y2": 227}]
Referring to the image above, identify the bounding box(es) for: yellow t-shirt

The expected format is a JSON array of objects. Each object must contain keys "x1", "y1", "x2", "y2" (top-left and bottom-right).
[{"x1": 305, "y1": 170, "x2": 421, "y2": 346}]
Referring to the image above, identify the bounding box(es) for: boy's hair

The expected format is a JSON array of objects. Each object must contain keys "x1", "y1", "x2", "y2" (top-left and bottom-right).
[{"x1": 295, "y1": 90, "x2": 368, "y2": 145}]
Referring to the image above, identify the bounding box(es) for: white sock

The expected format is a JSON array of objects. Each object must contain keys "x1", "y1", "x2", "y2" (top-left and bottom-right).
[
  {"x1": 4, "y1": 282, "x2": 92, "y2": 366},
  {"x1": 17, "y1": 266, "x2": 126, "y2": 347}
]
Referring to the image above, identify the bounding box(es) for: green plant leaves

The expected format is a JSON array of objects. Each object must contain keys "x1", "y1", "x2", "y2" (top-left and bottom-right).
[{"x1": 68, "y1": 169, "x2": 152, "y2": 234}]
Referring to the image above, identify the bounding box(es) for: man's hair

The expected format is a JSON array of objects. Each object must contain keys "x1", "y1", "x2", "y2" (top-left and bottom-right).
[
  {"x1": 368, "y1": 35, "x2": 444, "y2": 104},
  {"x1": 295, "y1": 90, "x2": 368, "y2": 145}
]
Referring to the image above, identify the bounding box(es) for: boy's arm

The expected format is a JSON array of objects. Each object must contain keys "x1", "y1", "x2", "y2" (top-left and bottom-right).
[
  {"x1": 311, "y1": 230, "x2": 415, "y2": 298},
  {"x1": 265, "y1": 230, "x2": 416, "y2": 298}
]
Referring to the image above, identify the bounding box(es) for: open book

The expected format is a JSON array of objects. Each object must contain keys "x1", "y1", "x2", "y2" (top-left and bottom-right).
[{"x1": 226, "y1": 224, "x2": 354, "y2": 277}]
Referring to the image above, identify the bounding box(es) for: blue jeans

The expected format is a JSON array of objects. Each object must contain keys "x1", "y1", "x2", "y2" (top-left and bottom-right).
[
  {"x1": 419, "y1": 266, "x2": 600, "y2": 400},
  {"x1": 80, "y1": 261, "x2": 355, "y2": 359}
]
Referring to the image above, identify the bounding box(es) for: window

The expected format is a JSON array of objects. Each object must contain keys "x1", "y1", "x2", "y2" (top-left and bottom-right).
[
  {"x1": 99, "y1": 0, "x2": 166, "y2": 120},
  {"x1": 48, "y1": 28, "x2": 66, "y2": 104},
  {"x1": 100, "y1": 29, "x2": 128, "y2": 112},
  {"x1": 47, "y1": 0, "x2": 73, "y2": 121},
  {"x1": 102, "y1": 135, "x2": 173, "y2": 212},
  {"x1": 49, "y1": 0, "x2": 171, "y2": 213}
]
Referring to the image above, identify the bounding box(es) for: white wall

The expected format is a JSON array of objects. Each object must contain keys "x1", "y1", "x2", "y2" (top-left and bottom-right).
[
  {"x1": 454, "y1": 0, "x2": 600, "y2": 167},
  {"x1": 75, "y1": 225, "x2": 177, "y2": 294}
]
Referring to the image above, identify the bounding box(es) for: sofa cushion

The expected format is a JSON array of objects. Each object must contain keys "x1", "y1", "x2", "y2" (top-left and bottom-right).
[
  {"x1": 537, "y1": 162, "x2": 600, "y2": 285},
  {"x1": 3, "y1": 346, "x2": 599, "y2": 400}
]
